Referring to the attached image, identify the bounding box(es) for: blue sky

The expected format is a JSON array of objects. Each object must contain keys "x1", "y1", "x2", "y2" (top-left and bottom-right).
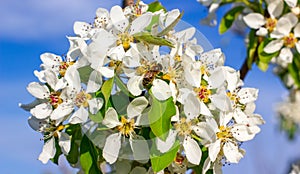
[{"x1": 1, "y1": 0, "x2": 300, "y2": 173}]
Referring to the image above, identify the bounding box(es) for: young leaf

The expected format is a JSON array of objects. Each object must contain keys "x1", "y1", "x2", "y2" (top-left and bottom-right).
[
  {"x1": 101, "y1": 77, "x2": 114, "y2": 109},
  {"x1": 148, "y1": 93, "x2": 176, "y2": 141},
  {"x1": 246, "y1": 30, "x2": 258, "y2": 69},
  {"x1": 157, "y1": 11, "x2": 184, "y2": 37},
  {"x1": 219, "y1": 6, "x2": 244, "y2": 34},
  {"x1": 134, "y1": 32, "x2": 174, "y2": 47},
  {"x1": 147, "y1": 1, "x2": 167, "y2": 12},
  {"x1": 66, "y1": 124, "x2": 82, "y2": 164},
  {"x1": 257, "y1": 39, "x2": 279, "y2": 71},
  {"x1": 80, "y1": 135, "x2": 102, "y2": 174},
  {"x1": 150, "y1": 140, "x2": 180, "y2": 172}
]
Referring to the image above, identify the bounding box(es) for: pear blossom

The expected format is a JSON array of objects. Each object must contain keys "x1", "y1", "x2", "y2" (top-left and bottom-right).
[
  {"x1": 243, "y1": 1, "x2": 286, "y2": 36},
  {"x1": 102, "y1": 97, "x2": 149, "y2": 164},
  {"x1": 28, "y1": 116, "x2": 71, "y2": 164},
  {"x1": 263, "y1": 14, "x2": 299, "y2": 67},
  {"x1": 156, "y1": 117, "x2": 202, "y2": 165}
]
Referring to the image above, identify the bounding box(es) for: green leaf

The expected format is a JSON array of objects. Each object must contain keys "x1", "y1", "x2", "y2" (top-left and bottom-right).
[
  {"x1": 51, "y1": 138, "x2": 62, "y2": 165},
  {"x1": 147, "y1": 1, "x2": 167, "y2": 12},
  {"x1": 78, "y1": 66, "x2": 93, "y2": 84},
  {"x1": 111, "y1": 91, "x2": 131, "y2": 115},
  {"x1": 257, "y1": 39, "x2": 279, "y2": 71},
  {"x1": 157, "y1": 11, "x2": 184, "y2": 37},
  {"x1": 219, "y1": 6, "x2": 244, "y2": 34},
  {"x1": 288, "y1": 54, "x2": 300, "y2": 87},
  {"x1": 89, "y1": 111, "x2": 104, "y2": 123},
  {"x1": 134, "y1": 32, "x2": 174, "y2": 47},
  {"x1": 148, "y1": 93, "x2": 176, "y2": 141},
  {"x1": 101, "y1": 77, "x2": 114, "y2": 109},
  {"x1": 66, "y1": 124, "x2": 82, "y2": 164},
  {"x1": 80, "y1": 135, "x2": 102, "y2": 174},
  {"x1": 150, "y1": 140, "x2": 180, "y2": 172},
  {"x1": 246, "y1": 29, "x2": 258, "y2": 69},
  {"x1": 114, "y1": 75, "x2": 135, "y2": 98}
]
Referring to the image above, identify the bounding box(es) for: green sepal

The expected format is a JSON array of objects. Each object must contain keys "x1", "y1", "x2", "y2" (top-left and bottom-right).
[
  {"x1": 148, "y1": 92, "x2": 176, "y2": 141},
  {"x1": 157, "y1": 11, "x2": 184, "y2": 37},
  {"x1": 147, "y1": 1, "x2": 167, "y2": 12},
  {"x1": 219, "y1": 6, "x2": 244, "y2": 34},
  {"x1": 134, "y1": 32, "x2": 174, "y2": 47}
]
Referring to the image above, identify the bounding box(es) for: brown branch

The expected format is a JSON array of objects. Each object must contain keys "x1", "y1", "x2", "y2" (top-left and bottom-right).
[
  {"x1": 240, "y1": 59, "x2": 250, "y2": 80},
  {"x1": 122, "y1": 0, "x2": 134, "y2": 8}
]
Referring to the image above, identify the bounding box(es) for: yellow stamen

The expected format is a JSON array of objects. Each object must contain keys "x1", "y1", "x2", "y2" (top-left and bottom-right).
[
  {"x1": 266, "y1": 18, "x2": 277, "y2": 32},
  {"x1": 283, "y1": 33, "x2": 298, "y2": 48},
  {"x1": 174, "y1": 118, "x2": 192, "y2": 136},
  {"x1": 216, "y1": 126, "x2": 233, "y2": 140},
  {"x1": 117, "y1": 116, "x2": 135, "y2": 137},
  {"x1": 194, "y1": 86, "x2": 211, "y2": 103}
]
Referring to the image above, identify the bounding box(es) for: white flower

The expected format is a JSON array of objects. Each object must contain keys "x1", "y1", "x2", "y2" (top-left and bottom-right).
[
  {"x1": 28, "y1": 116, "x2": 71, "y2": 164},
  {"x1": 156, "y1": 117, "x2": 202, "y2": 165},
  {"x1": 196, "y1": 113, "x2": 256, "y2": 164},
  {"x1": 102, "y1": 97, "x2": 149, "y2": 164},
  {"x1": 26, "y1": 70, "x2": 73, "y2": 120},
  {"x1": 64, "y1": 66, "x2": 104, "y2": 124}
]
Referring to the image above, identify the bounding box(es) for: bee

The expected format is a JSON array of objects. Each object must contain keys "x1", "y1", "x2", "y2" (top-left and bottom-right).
[{"x1": 142, "y1": 63, "x2": 162, "y2": 88}]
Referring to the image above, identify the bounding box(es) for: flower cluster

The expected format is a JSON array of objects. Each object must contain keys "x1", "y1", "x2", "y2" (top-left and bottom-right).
[{"x1": 20, "y1": 1, "x2": 264, "y2": 173}]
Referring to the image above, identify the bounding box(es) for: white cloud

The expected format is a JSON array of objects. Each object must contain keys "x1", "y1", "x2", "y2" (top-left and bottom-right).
[{"x1": 0, "y1": 0, "x2": 119, "y2": 41}]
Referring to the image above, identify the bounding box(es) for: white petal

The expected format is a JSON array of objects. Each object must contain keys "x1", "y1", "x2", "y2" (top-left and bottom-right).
[
  {"x1": 151, "y1": 79, "x2": 172, "y2": 101},
  {"x1": 28, "y1": 116, "x2": 47, "y2": 132},
  {"x1": 294, "y1": 23, "x2": 300, "y2": 38},
  {"x1": 69, "y1": 106, "x2": 89, "y2": 124},
  {"x1": 231, "y1": 124, "x2": 255, "y2": 141},
  {"x1": 243, "y1": 13, "x2": 265, "y2": 29},
  {"x1": 127, "y1": 76, "x2": 143, "y2": 96},
  {"x1": 110, "y1": 6, "x2": 128, "y2": 33},
  {"x1": 64, "y1": 66, "x2": 81, "y2": 92},
  {"x1": 44, "y1": 70, "x2": 58, "y2": 91},
  {"x1": 296, "y1": 41, "x2": 300, "y2": 54},
  {"x1": 207, "y1": 67, "x2": 225, "y2": 89},
  {"x1": 268, "y1": 1, "x2": 283, "y2": 18},
  {"x1": 127, "y1": 96, "x2": 148, "y2": 119},
  {"x1": 273, "y1": 18, "x2": 293, "y2": 36},
  {"x1": 99, "y1": 67, "x2": 115, "y2": 78},
  {"x1": 107, "y1": 45, "x2": 125, "y2": 61},
  {"x1": 27, "y1": 82, "x2": 49, "y2": 99},
  {"x1": 210, "y1": 93, "x2": 232, "y2": 112},
  {"x1": 285, "y1": 0, "x2": 297, "y2": 7},
  {"x1": 73, "y1": 21, "x2": 92, "y2": 38},
  {"x1": 278, "y1": 47, "x2": 293, "y2": 65},
  {"x1": 130, "y1": 136, "x2": 150, "y2": 162},
  {"x1": 199, "y1": 101, "x2": 213, "y2": 117},
  {"x1": 183, "y1": 136, "x2": 202, "y2": 165},
  {"x1": 38, "y1": 137, "x2": 56, "y2": 164},
  {"x1": 30, "y1": 103, "x2": 52, "y2": 119},
  {"x1": 256, "y1": 27, "x2": 268, "y2": 36},
  {"x1": 202, "y1": 157, "x2": 212, "y2": 174},
  {"x1": 193, "y1": 122, "x2": 215, "y2": 144},
  {"x1": 223, "y1": 141, "x2": 243, "y2": 163},
  {"x1": 103, "y1": 133, "x2": 121, "y2": 164},
  {"x1": 165, "y1": 9, "x2": 180, "y2": 27},
  {"x1": 130, "y1": 13, "x2": 152, "y2": 35},
  {"x1": 40, "y1": 53, "x2": 61, "y2": 67},
  {"x1": 208, "y1": 140, "x2": 221, "y2": 162},
  {"x1": 156, "y1": 130, "x2": 177, "y2": 153},
  {"x1": 238, "y1": 88, "x2": 258, "y2": 104},
  {"x1": 184, "y1": 94, "x2": 201, "y2": 120},
  {"x1": 86, "y1": 70, "x2": 103, "y2": 93},
  {"x1": 263, "y1": 39, "x2": 283, "y2": 53},
  {"x1": 58, "y1": 132, "x2": 71, "y2": 154},
  {"x1": 174, "y1": 27, "x2": 196, "y2": 42},
  {"x1": 50, "y1": 103, "x2": 74, "y2": 120},
  {"x1": 88, "y1": 98, "x2": 104, "y2": 115},
  {"x1": 102, "y1": 107, "x2": 121, "y2": 128}
]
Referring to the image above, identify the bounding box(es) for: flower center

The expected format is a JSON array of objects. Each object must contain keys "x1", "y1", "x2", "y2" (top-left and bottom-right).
[
  {"x1": 283, "y1": 33, "x2": 298, "y2": 48},
  {"x1": 117, "y1": 32, "x2": 134, "y2": 51},
  {"x1": 266, "y1": 18, "x2": 277, "y2": 32},
  {"x1": 174, "y1": 118, "x2": 192, "y2": 136},
  {"x1": 75, "y1": 91, "x2": 92, "y2": 108},
  {"x1": 109, "y1": 60, "x2": 123, "y2": 73},
  {"x1": 49, "y1": 92, "x2": 63, "y2": 108},
  {"x1": 117, "y1": 116, "x2": 135, "y2": 137},
  {"x1": 53, "y1": 125, "x2": 65, "y2": 138},
  {"x1": 59, "y1": 61, "x2": 75, "y2": 77},
  {"x1": 194, "y1": 86, "x2": 211, "y2": 103},
  {"x1": 216, "y1": 126, "x2": 233, "y2": 140}
]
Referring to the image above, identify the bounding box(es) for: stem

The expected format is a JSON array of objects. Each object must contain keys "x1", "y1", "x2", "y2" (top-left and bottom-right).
[{"x1": 240, "y1": 59, "x2": 250, "y2": 80}]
